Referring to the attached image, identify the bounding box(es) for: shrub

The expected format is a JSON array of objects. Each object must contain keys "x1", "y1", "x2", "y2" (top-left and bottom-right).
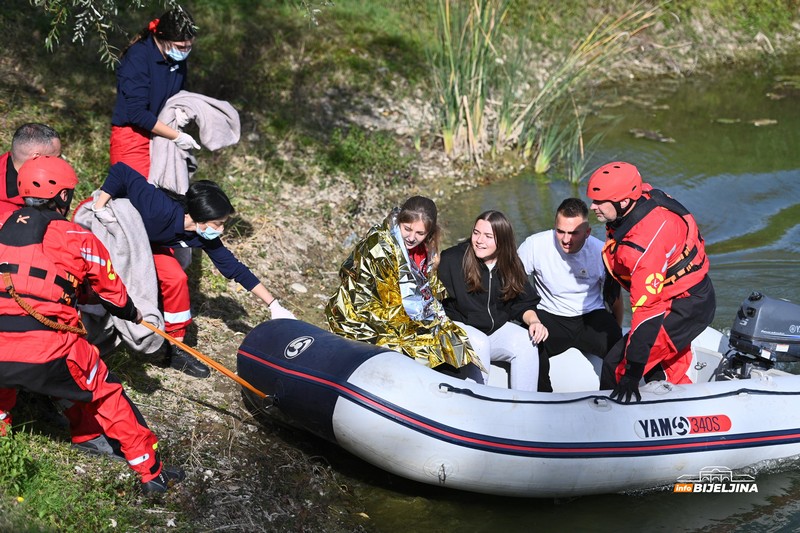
[{"x1": 0, "y1": 433, "x2": 35, "y2": 496}]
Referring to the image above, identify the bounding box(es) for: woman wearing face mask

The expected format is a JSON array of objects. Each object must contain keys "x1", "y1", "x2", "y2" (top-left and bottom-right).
[
  {"x1": 110, "y1": 5, "x2": 201, "y2": 178},
  {"x1": 325, "y1": 196, "x2": 484, "y2": 381},
  {"x1": 438, "y1": 210, "x2": 548, "y2": 391},
  {"x1": 93, "y1": 162, "x2": 295, "y2": 378}
]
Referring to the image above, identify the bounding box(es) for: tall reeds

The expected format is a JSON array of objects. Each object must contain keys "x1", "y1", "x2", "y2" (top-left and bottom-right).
[
  {"x1": 430, "y1": 0, "x2": 512, "y2": 168},
  {"x1": 428, "y1": 1, "x2": 658, "y2": 179}
]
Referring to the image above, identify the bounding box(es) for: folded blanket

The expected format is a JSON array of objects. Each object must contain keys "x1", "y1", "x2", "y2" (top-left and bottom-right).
[
  {"x1": 73, "y1": 194, "x2": 165, "y2": 354},
  {"x1": 150, "y1": 90, "x2": 241, "y2": 194}
]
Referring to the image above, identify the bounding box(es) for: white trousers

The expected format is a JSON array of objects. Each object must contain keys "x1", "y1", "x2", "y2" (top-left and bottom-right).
[{"x1": 456, "y1": 321, "x2": 539, "y2": 391}]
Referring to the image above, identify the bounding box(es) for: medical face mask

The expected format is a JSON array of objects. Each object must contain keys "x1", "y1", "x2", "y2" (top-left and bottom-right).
[
  {"x1": 167, "y1": 47, "x2": 191, "y2": 62},
  {"x1": 196, "y1": 224, "x2": 222, "y2": 240}
]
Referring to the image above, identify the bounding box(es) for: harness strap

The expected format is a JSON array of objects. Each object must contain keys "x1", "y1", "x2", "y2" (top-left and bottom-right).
[
  {"x1": 2, "y1": 272, "x2": 87, "y2": 335},
  {"x1": 664, "y1": 247, "x2": 704, "y2": 285},
  {"x1": 0, "y1": 262, "x2": 79, "y2": 306},
  {"x1": 607, "y1": 188, "x2": 705, "y2": 287}
]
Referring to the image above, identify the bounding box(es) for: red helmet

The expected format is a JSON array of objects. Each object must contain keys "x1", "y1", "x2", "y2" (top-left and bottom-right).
[
  {"x1": 17, "y1": 156, "x2": 78, "y2": 199},
  {"x1": 586, "y1": 161, "x2": 642, "y2": 202}
]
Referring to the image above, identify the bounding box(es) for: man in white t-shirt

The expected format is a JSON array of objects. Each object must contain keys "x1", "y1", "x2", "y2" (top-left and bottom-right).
[{"x1": 517, "y1": 198, "x2": 623, "y2": 392}]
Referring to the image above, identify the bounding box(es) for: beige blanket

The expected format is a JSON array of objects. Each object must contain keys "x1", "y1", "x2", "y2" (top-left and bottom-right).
[
  {"x1": 73, "y1": 194, "x2": 165, "y2": 354},
  {"x1": 149, "y1": 90, "x2": 241, "y2": 194}
]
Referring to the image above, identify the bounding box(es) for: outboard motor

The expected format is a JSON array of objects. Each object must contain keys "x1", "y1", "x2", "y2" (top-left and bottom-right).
[{"x1": 722, "y1": 291, "x2": 800, "y2": 378}]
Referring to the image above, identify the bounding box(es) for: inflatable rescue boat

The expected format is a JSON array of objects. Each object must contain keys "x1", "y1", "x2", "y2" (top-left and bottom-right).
[{"x1": 237, "y1": 292, "x2": 800, "y2": 497}]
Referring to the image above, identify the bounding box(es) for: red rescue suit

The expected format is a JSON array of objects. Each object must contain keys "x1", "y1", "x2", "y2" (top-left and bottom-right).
[
  {"x1": 0, "y1": 152, "x2": 25, "y2": 217},
  {"x1": 0, "y1": 207, "x2": 162, "y2": 483},
  {"x1": 600, "y1": 185, "x2": 715, "y2": 386}
]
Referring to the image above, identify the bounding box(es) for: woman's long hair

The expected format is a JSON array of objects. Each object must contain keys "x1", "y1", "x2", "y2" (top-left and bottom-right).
[
  {"x1": 462, "y1": 210, "x2": 528, "y2": 300},
  {"x1": 161, "y1": 180, "x2": 234, "y2": 223},
  {"x1": 122, "y1": 5, "x2": 197, "y2": 57},
  {"x1": 396, "y1": 196, "x2": 442, "y2": 268}
]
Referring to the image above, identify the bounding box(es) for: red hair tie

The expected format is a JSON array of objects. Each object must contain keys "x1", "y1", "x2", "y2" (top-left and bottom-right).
[{"x1": 148, "y1": 19, "x2": 159, "y2": 33}]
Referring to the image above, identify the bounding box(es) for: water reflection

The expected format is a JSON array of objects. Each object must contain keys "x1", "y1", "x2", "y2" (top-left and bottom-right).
[{"x1": 353, "y1": 468, "x2": 800, "y2": 532}]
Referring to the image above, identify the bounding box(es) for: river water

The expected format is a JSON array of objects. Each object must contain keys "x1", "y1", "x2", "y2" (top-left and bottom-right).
[{"x1": 334, "y1": 57, "x2": 800, "y2": 532}]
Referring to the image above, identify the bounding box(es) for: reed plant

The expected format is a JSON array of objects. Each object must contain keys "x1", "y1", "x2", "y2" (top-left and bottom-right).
[
  {"x1": 526, "y1": 100, "x2": 573, "y2": 174},
  {"x1": 429, "y1": 0, "x2": 511, "y2": 167},
  {"x1": 562, "y1": 108, "x2": 606, "y2": 185},
  {"x1": 492, "y1": 31, "x2": 527, "y2": 153},
  {"x1": 511, "y1": 4, "x2": 658, "y2": 174},
  {"x1": 428, "y1": 1, "x2": 658, "y2": 179}
]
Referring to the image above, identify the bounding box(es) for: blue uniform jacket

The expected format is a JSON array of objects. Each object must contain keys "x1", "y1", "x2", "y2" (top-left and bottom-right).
[
  {"x1": 111, "y1": 36, "x2": 187, "y2": 131},
  {"x1": 100, "y1": 163, "x2": 259, "y2": 291}
]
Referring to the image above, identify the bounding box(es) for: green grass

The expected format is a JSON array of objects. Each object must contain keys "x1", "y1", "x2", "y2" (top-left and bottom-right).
[
  {"x1": 0, "y1": 429, "x2": 151, "y2": 532},
  {"x1": 666, "y1": 0, "x2": 800, "y2": 33},
  {"x1": 0, "y1": 432, "x2": 34, "y2": 495},
  {"x1": 2, "y1": 0, "x2": 428, "y2": 197},
  {"x1": 324, "y1": 127, "x2": 413, "y2": 185}
]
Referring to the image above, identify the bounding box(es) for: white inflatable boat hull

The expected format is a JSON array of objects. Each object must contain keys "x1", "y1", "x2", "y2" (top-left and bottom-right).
[{"x1": 238, "y1": 320, "x2": 800, "y2": 497}]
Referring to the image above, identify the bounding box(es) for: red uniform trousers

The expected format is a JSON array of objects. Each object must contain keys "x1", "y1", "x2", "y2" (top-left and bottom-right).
[
  {"x1": 110, "y1": 125, "x2": 151, "y2": 179},
  {"x1": 602, "y1": 277, "x2": 715, "y2": 387},
  {"x1": 0, "y1": 331, "x2": 162, "y2": 483},
  {"x1": 615, "y1": 325, "x2": 694, "y2": 385},
  {"x1": 152, "y1": 246, "x2": 192, "y2": 339}
]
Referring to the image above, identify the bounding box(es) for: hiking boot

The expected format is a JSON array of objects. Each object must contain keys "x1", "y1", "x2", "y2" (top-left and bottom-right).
[
  {"x1": 72, "y1": 434, "x2": 125, "y2": 461},
  {"x1": 168, "y1": 345, "x2": 210, "y2": 378},
  {"x1": 141, "y1": 465, "x2": 186, "y2": 494}
]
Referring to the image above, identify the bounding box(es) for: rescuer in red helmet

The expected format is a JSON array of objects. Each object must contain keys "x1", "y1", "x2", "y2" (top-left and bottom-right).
[
  {"x1": 0, "y1": 156, "x2": 183, "y2": 493},
  {"x1": 587, "y1": 161, "x2": 715, "y2": 403}
]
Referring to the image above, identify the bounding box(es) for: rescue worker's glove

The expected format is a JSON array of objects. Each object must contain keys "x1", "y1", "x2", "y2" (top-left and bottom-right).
[
  {"x1": 174, "y1": 107, "x2": 191, "y2": 128},
  {"x1": 610, "y1": 361, "x2": 645, "y2": 403},
  {"x1": 269, "y1": 299, "x2": 297, "y2": 320},
  {"x1": 134, "y1": 308, "x2": 143, "y2": 324},
  {"x1": 173, "y1": 132, "x2": 200, "y2": 150}
]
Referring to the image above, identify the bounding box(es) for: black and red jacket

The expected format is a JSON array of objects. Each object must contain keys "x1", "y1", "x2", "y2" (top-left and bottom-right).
[
  {"x1": 0, "y1": 152, "x2": 24, "y2": 217},
  {"x1": 0, "y1": 207, "x2": 137, "y2": 363},
  {"x1": 602, "y1": 184, "x2": 709, "y2": 364}
]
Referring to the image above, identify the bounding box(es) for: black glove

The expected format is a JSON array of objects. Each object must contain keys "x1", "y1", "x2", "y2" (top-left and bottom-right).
[{"x1": 610, "y1": 362, "x2": 646, "y2": 403}]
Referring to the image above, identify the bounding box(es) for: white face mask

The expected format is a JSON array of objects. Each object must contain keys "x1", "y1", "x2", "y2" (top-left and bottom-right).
[
  {"x1": 196, "y1": 225, "x2": 222, "y2": 240},
  {"x1": 166, "y1": 47, "x2": 191, "y2": 62}
]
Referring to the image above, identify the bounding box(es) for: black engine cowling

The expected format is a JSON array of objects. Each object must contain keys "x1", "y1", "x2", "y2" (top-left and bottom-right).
[{"x1": 729, "y1": 291, "x2": 800, "y2": 363}]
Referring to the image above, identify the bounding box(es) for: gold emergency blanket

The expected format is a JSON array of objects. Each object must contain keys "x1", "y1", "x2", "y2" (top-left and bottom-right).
[{"x1": 325, "y1": 212, "x2": 481, "y2": 371}]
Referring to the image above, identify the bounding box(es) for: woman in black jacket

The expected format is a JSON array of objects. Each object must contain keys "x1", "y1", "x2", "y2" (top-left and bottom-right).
[{"x1": 438, "y1": 210, "x2": 549, "y2": 390}]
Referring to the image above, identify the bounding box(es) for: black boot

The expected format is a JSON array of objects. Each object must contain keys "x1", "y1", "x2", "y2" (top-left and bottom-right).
[
  {"x1": 72, "y1": 434, "x2": 125, "y2": 461},
  {"x1": 168, "y1": 344, "x2": 210, "y2": 378},
  {"x1": 141, "y1": 465, "x2": 186, "y2": 494}
]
